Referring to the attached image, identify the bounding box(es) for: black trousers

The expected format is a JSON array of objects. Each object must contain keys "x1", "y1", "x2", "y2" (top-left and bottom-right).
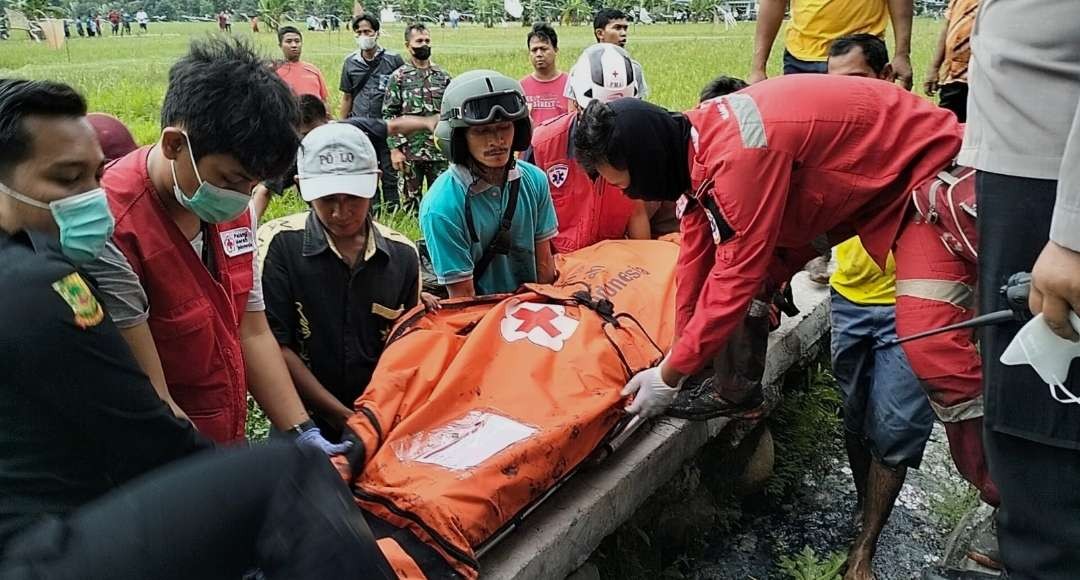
[
  {"x1": 373, "y1": 137, "x2": 399, "y2": 209},
  {"x1": 938, "y1": 82, "x2": 969, "y2": 123},
  {"x1": 985, "y1": 430, "x2": 1080, "y2": 580},
  {"x1": 0, "y1": 444, "x2": 393, "y2": 580},
  {"x1": 977, "y1": 171, "x2": 1080, "y2": 579}
]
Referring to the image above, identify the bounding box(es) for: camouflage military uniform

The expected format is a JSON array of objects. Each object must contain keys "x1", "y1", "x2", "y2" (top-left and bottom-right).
[{"x1": 382, "y1": 62, "x2": 452, "y2": 210}]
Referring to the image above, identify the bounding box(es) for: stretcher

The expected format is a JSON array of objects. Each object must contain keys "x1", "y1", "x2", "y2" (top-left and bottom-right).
[{"x1": 340, "y1": 239, "x2": 680, "y2": 579}]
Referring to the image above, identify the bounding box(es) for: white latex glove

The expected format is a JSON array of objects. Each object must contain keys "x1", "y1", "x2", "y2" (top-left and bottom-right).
[{"x1": 621, "y1": 366, "x2": 680, "y2": 418}]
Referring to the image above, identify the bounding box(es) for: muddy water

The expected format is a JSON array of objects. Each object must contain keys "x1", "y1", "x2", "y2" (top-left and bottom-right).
[{"x1": 688, "y1": 424, "x2": 963, "y2": 579}]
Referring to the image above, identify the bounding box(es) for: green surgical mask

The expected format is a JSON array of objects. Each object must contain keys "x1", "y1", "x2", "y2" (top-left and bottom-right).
[
  {"x1": 0, "y1": 180, "x2": 115, "y2": 264},
  {"x1": 171, "y1": 133, "x2": 251, "y2": 223}
]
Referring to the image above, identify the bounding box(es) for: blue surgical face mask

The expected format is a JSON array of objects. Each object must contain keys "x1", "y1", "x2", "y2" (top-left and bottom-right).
[
  {"x1": 171, "y1": 133, "x2": 251, "y2": 224},
  {"x1": 0, "y1": 180, "x2": 115, "y2": 263}
]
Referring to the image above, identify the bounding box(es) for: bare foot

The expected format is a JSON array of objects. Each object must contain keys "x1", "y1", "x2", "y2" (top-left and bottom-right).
[{"x1": 843, "y1": 549, "x2": 877, "y2": 580}]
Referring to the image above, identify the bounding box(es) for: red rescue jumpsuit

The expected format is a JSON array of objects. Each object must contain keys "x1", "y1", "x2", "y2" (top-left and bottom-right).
[
  {"x1": 668, "y1": 75, "x2": 963, "y2": 380},
  {"x1": 893, "y1": 169, "x2": 999, "y2": 505}
]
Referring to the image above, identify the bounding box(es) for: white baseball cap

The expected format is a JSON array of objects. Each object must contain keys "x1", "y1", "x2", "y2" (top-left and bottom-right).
[{"x1": 297, "y1": 123, "x2": 379, "y2": 201}]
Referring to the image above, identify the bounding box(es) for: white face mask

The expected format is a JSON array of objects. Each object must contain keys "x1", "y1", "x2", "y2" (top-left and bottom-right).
[
  {"x1": 1001, "y1": 312, "x2": 1080, "y2": 405},
  {"x1": 357, "y1": 35, "x2": 377, "y2": 50}
]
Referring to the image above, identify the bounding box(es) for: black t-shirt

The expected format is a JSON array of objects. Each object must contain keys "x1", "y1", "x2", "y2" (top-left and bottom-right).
[
  {"x1": 0, "y1": 231, "x2": 211, "y2": 550},
  {"x1": 261, "y1": 214, "x2": 420, "y2": 419},
  {"x1": 339, "y1": 48, "x2": 406, "y2": 119}
]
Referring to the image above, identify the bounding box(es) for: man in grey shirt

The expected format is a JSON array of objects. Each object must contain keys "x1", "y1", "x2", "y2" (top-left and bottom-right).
[
  {"x1": 339, "y1": 13, "x2": 405, "y2": 207},
  {"x1": 950, "y1": 1, "x2": 1080, "y2": 578}
]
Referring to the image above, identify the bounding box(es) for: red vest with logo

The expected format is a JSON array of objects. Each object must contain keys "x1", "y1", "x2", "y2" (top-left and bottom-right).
[
  {"x1": 103, "y1": 147, "x2": 254, "y2": 443},
  {"x1": 530, "y1": 113, "x2": 636, "y2": 254}
]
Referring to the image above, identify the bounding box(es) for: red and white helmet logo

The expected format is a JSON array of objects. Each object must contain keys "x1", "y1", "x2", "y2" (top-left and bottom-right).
[{"x1": 500, "y1": 301, "x2": 580, "y2": 352}]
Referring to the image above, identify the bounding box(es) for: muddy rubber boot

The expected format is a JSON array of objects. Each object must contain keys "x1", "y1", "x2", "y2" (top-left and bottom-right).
[{"x1": 665, "y1": 377, "x2": 767, "y2": 421}]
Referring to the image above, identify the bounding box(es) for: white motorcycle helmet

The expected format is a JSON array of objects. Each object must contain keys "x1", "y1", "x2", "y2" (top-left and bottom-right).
[{"x1": 569, "y1": 43, "x2": 641, "y2": 108}]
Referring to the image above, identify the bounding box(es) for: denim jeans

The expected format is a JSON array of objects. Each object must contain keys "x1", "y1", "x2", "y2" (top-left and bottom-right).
[{"x1": 830, "y1": 291, "x2": 934, "y2": 468}]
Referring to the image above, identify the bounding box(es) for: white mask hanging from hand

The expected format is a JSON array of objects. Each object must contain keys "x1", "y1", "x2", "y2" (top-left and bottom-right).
[{"x1": 1001, "y1": 312, "x2": 1080, "y2": 405}]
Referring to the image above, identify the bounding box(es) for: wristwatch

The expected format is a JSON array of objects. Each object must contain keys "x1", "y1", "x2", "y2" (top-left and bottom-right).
[{"x1": 288, "y1": 419, "x2": 317, "y2": 437}]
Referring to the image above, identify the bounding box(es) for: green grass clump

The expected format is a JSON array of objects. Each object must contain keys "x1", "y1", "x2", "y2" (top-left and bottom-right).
[
  {"x1": 766, "y1": 358, "x2": 843, "y2": 498},
  {"x1": 778, "y1": 546, "x2": 847, "y2": 580},
  {"x1": 929, "y1": 480, "x2": 980, "y2": 531}
]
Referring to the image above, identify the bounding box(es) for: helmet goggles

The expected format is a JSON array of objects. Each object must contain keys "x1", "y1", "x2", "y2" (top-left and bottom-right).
[{"x1": 445, "y1": 90, "x2": 529, "y2": 126}]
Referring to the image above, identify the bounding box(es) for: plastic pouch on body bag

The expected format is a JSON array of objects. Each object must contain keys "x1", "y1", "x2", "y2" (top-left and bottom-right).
[{"x1": 1001, "y1": 311, "x2": 1080, "y2": 405}]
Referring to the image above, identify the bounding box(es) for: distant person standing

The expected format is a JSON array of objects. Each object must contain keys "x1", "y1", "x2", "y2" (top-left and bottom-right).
[
  {"x1": 224, "y1": 11, "x2": 232, "y2": 33},
  {"x1": 217, "y1": 11, "x2": 227, "y2": 32},
  {"x1": 520, "y1": 22, "x2": 569, "y2": 127},
  {"x1": 251, "y1": 15, "x2": 259, "y2": 33},
  {"x1": 122, "y1": 12, "x2": 132, "y2": 35},
  {"x1": 108, "y1": 9, "x2": 120, "y2": 35},
  {"x1": 383, "y1": 23, "x2": 451, "y2": 211},
  {"x1": 448, "y1": 8, "x2": 460, "y2": 28},
  {"x1": 340, "y1": 13, "x2": 406, "y2": 206},
  {"x1": 748, "y1": 0, "x2": 914, "y2": 89},
  {"x1": 86, "y1": 14, "x2": 97, "y2": 37},
  {"x1": 593, "y1": 7, "x2": 629, "y2": 45},
  {"x1": 136, "y1": 9, "x2": 148, "y2": 33},
  {"x1": 923, "y1": 0, "x2": 978, "y2": 122},
  {"x1": 274, "y1": 26, "x2": 329, "y2": 101},
  {"x1": 306, "y1": 14, "x2": 320, "y2": 31}
]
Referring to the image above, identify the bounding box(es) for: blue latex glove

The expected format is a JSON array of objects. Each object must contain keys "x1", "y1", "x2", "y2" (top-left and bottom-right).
[{"x1": 295, "y1": 427, "x2": 353, "y2": 456}]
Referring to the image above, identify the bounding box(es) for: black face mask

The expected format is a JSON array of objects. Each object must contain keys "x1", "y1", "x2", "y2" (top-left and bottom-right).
[
  {"x1": 412, "y1": 46, "x2": 431, "y2": 61},
  {"x1": 608, "y1": 99, "x2": 693, "y2": 202}
]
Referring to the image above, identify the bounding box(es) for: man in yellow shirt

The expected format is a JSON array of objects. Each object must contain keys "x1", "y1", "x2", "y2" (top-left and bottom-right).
[
  {"x1": 826, "y1": 36, "x2": 933, "y2": 580},
  {"x1": 748, "y1": 0, "x2": 914, "y2": 89}
]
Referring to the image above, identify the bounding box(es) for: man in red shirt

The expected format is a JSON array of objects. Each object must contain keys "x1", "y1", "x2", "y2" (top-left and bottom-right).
[
  {"x1": 573, "y1": 74, "x2": 961, "y2": 419},
  {"x1": 520, "y1": 22, "x2": 568, "y2": 127},
  {"x1": 274, "y1": 26, "x2": 330, "y2": 101},
  {"x1": 525, "y1": 43, "x2": 649, "y2": 254},
  {"x1": 108, "y1": 9, "x2": 120, "y2": 35}
]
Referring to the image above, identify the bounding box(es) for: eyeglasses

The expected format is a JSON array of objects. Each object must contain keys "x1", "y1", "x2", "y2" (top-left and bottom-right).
[{"x1": 445, "y1": 90, "x2": 528, "y2": 126}]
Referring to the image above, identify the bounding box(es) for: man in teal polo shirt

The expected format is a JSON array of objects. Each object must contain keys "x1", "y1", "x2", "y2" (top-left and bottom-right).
[{"x1": 420, "y1": 70, "x2": 558, "y2": 297}]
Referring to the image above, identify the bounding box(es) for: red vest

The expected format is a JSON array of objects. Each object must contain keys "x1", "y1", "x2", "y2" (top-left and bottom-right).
[
  {"x1": 103, "y1": 147, "x2": 253, "y2": 443},
  {"x1": 530, "y1": 113, "x2": 636, "y2": 254}
]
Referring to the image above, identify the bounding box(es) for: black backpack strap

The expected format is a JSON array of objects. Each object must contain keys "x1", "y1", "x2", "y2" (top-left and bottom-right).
[
  {"x1": 465, "y1": 174, "x2": 520, "y2": 285},
  {"x1": 351, "y1": 52, "x2": 385, "y2": 99}
]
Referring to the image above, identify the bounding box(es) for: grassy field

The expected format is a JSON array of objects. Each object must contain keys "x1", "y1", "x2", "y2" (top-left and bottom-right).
[{"x1": 0, "y1": 18, "x2": 944, "y2": 227}]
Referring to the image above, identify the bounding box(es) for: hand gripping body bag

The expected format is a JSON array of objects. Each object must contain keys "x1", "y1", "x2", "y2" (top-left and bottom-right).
[{"x1": 341, "y1": 239, "x2": 680, "y2": 579}]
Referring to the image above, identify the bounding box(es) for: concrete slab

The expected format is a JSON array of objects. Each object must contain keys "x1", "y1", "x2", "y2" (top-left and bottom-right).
[{"x1": 480, "y1": 273, "x2": 832, "y2": 579}]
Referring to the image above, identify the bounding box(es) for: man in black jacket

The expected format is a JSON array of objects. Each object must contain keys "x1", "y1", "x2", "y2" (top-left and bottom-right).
[{"x1": 0, "y1": 78, "x2": 392, "y2": 580}]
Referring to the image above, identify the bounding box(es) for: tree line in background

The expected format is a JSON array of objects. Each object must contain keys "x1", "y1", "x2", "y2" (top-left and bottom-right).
[{"x1": 0, "y1": 0, "x2": 752, "y2": 31}]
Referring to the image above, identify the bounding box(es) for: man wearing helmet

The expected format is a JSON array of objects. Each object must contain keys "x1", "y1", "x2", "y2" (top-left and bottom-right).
[
  {"x1": 419, "y1": 70, "x2": 558, "y2": 298},
  {"x1": 525, "y1": 43, "x2": 650, "y2": 254}
]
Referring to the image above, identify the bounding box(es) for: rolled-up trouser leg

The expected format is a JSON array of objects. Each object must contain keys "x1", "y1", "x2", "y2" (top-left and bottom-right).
[
  {"x1": 710, "y1": 299, "x2": 769, "y2": 404},
  {"x1": 894, "y1": 217, "x2": 999, "y2": 504}
]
